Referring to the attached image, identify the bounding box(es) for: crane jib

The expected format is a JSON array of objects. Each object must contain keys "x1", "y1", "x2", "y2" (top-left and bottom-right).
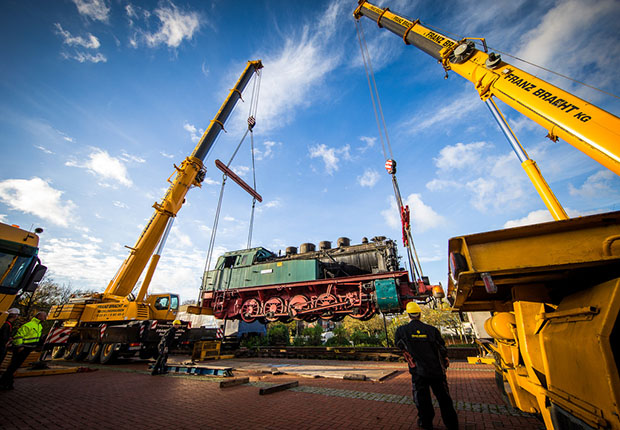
[{"x1": 192, "y1": 60, "x2": 263, "y2": 161}]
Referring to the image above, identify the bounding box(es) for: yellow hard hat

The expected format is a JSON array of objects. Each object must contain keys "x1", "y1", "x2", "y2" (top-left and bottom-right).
[
  {"x1": 173, "y1": 319, "x2": 182, "y2": 325},
  {"x1": 406, "y1": 302, "x2": 421, "y2": 314}
]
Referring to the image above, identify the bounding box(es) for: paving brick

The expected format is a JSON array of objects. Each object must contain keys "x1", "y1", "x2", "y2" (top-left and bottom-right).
[{"x1": 0, "y1": 359, "x2": 546, "y2": 430}]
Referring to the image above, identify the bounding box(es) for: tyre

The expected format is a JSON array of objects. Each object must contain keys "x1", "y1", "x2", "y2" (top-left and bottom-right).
[
  {"x1": 99, "y1": 343, "x2": 118, "y2": 364},
  {"x1": 51, "y1": 346, "x2": 66, "y2": 360},
  {"x1": 87, "y1": 343, "x2": 102, "y2": 363},
  {"x1": 63, "y1": 343, "x2": 78, "y2": 360},
  {"x1": 74, "y1": 342, "x2": 91, "y2": 361}
]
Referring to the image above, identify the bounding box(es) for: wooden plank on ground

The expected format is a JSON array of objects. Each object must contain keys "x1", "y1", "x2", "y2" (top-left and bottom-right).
[
  {"x1": 219, "y1": 377, "x2": 249, "y2": 389},
  {"x1": 259, "y1": 381, "x2": 298, "y2": 395}
]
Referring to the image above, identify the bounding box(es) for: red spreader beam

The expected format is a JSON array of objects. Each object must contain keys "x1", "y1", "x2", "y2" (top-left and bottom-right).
[{"x1": 215, "y1": 159, "x2": 262, "y2": 202}]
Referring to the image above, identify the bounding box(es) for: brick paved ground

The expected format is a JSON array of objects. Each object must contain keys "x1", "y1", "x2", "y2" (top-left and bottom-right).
[{"x1": 0, "y1": 358, "x2": 545, "y2": 430}]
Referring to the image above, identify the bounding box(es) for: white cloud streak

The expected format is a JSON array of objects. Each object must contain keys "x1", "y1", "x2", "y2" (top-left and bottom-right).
[
  {"x1": 358, "y1": 169, "x2": 380, "y2": 188},
  {"x1": 309, "y1": 143, "x2": 351, "y2": 175},
  {"x1": 0, "y1": 178, "x2": 77, "y2": 227},
  {"x1": 54, "y1": 23, "x2": 100, "y2": 49},
  {"x1": 144, "y1": 4, "x2": 201, "y2": 48},
  {"x1": 66, "y1": 148, "x2": 133, "y2": 187},
  {"x1": 71, "y1": 0, "x2": 110, "y2": 22}
]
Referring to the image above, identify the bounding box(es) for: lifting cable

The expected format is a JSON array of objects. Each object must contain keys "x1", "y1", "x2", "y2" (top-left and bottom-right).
[
  {"x1": 355, "y1": 19, "x2": 425, "y2": 284},
  {"x1": 202, "y1": 69, "x2": 262, "y2": 276}
]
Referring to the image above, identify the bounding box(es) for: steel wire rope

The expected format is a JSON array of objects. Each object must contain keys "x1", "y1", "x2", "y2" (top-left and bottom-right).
[
  {"x1": 246, "y1": 69, "x2": 262, "y2": 249},
  {"x1": 202, "y1": 70, "x2": 262, "y2": 280},
  {"x1": 356, "y1": 19, "x2": 425, "y2": 282}
]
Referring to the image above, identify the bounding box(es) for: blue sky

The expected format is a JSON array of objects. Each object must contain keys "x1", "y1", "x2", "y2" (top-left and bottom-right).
[{"x1": 1, "y1": 0, "x2": 619, "y2": 304}]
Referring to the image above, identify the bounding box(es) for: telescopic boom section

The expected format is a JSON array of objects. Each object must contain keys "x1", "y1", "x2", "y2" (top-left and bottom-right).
[
  {"x1": 353, "y1": 1, "x2": 620, "y2": 176},
  {"x1": 104, "y1": 60, "x2": 263, "y2": 299}
]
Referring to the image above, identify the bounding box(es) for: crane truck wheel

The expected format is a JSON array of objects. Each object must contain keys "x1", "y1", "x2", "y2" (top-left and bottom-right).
[
  {"x1": 51, "y1": 346, "x2": 66, "y2": 360},
  {"x1": 63, "y1": 343, "x2": 78, "y2": 360},
  {"x1": 87, "y1": 343, "x2": 102, "y2": 363},
  {"x1": 74, "y1": 342, "x2": 91, "y2": 361},
  {"x1": 99, "y1": 343, "x2": 118, "y2": 364}
]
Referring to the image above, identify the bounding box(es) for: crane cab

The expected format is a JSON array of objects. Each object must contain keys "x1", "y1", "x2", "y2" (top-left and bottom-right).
[{"x1": 146, "y1": 293, "x2": 179, "y2": 320}]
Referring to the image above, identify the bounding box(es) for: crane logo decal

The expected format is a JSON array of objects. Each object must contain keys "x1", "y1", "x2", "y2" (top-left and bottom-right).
[{"x1": 502, "y1": 72, "x2": 590, "y2": 122}]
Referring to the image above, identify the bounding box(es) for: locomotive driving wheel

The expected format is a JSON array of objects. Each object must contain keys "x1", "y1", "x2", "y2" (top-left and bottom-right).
[
  {"x1": 288, "y1": 295, "x2": 310, "y2": 321},
  {"x1": 240, "y1": 298, "x2": 262, "y2": 323},
  {"x1": 317, "y1": 293, "x2": 338, "y2": 320},
  {"x1": 349, "y1": 300, "x2": 374, "y2": 320},
  {"x1": 263, "y1": 297, "x2": 285, "y2": 322}
]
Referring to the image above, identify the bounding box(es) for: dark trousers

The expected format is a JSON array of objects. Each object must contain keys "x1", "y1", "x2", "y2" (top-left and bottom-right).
[
  {"x1": 151, "y1": 349, "x2": 169, "y2": 375},
  {"x1": 411, "y1": 373, "x2": 459, "y2": 430},
  {"x1": 0, "y1": 347, "x2": 33, "y2": 388}
]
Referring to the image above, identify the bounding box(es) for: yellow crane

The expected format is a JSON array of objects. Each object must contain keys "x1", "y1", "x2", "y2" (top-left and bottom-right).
[
  {"x1": 354, "y1": 1, "x2": 620, "y2": 221},
  {"x1": 45, "y1": 60, "x2": 263, "y2": 364},
  {"x1": 354, "y1": 2, "x2": 620, "y2": 429}
]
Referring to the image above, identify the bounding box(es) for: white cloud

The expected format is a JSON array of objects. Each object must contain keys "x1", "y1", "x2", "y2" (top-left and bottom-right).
[
  {"x1": 503, "y1": 207, "x2": 584, "y2": 228},
  {"x1": 465, "y1": 152, "x2": 527, "y2": 211},
  {"x1": 71, "y1": 0, "x2": 110, "y2": 22},
  {"x1": 0, "y1": 177, "x2": 77, "y2": 227},
  {"x1": 518, "y1": 0, "x2": 616, "y2": 70},
  {"x1": 40, "y1": 238, "x2": 122, "y2": 289},
  {"x1": 381, "y1": 194, "x2": 445, "y2": 233},
  {"x1": 426, "y1": 179, "x2": 461, "y2": 192},
  {"x1": 54, "y1": 23, "x2": 100, "y2": 49},
  {"x1": 403, "y1": 91, "x2": 481, "y2": 134},
  {"x1": 34, "y1": 145, "x2": 54, "y2": 155},
  {"x1": 309, "y1": 144, "x2": 350, "y2": 175},
  {"x1": 144, "y1": 4, "x2": 201, "y2": 48},
  {"x1": 569, "y1": 170, "x2": 619, "y2": 199},
  {"x1": 0, "y1": 214, "x2": 7, "y2": 223},
  {"x1": 264, "y1": 199, "x2": 281, "y2": 209},
  {"x1": 66, "y1": 148, "x2": 133, "y2": 187},
  {"x1": 161, "y1": 151, "x2": 175, "y2": 159},
  {"x1": 247, "y1": 3, "x2": 346, "y2": 132},
  {"x1": 125, "y1": 4, "x2": 137, "y2": 20},
  {"x1": 112, "y1": 201, "x2": 128, "y2": 209},
  {"x1": 231, "y1": 165, "x2": 250, "y2": 177},
  {"x1": 184, "y1": 122, "x2": 203, "y2": 143},
  {"x1": 434, "y1": 141, "x2": 490, "y2": 170},
  {"x1": 503, "y1": 209, "x2": 554, "y2": 228},
  {"x1": 121, "y1": 152, "x2": 146, "y2": 163},
  {"x1": 254, "y1": 141, "x2": 280, "y2": 161},
  {"x1": 358, "y1": 169, "x2": 380, "y2": 188},
  {"x1": 223, "y1": 216, "x2": 235, "y2": 222},
  {"x1": 62, "y1": 51, "x2": 107, "y2": 63},
  {"x1": 358, "y1": 136, "x2": 376, "y2": 153}
]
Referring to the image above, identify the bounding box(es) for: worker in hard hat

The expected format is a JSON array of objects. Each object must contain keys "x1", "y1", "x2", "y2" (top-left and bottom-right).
[
  {"x1": 395, "y1": 302, "x2": 459, "y2": 430},
  {"x1": 0, "y1": 310, "x2": 47, "y2": 391},
  {"x1": 151, "y1": 319, "x2": 182, "y2": 376},
  {"x1": 0, "y1": 308, "x2": 20, "y2": 366}
]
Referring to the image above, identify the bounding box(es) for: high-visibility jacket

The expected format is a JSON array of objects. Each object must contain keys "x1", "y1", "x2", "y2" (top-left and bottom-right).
[{"x1": 13, "y1": 317, "x2": 42, "y2": 347}]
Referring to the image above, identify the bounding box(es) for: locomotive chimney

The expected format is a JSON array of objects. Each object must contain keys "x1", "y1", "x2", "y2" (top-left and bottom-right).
[
  {"x1": 337, "y1": 237, "x2": 351, "y2": 247},
  {"x1": 319, "y1": 241, "x2": 331, "y2": 250}
]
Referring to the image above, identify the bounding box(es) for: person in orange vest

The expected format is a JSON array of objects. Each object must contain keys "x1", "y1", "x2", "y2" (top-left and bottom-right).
[
  {"x1": 0, "y1": 308, "x2": 20, "y2": 366},
  {"x1": 395, "y1": 302, "x2": 458, "y2": 430},
  {"x1": 0, "y1": 311, "x2": 47, "y2": 390}
]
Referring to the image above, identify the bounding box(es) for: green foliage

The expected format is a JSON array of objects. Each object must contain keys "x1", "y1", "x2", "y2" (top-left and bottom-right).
[
  {"x1": 324, "y1": 326, "x2": 350, "y2": 346},
  {"x1": 301, "y1": 325, "x2": 323, "y2": 346},
  {"x1": 240, "y1": 334, "x2": 268, "y2": 348},
  {"x1": 267, "y1": 323, "x2": 290, "y2": 346},
  {"x1": 350, "y1": 329, "x2": 383, "y2": 346}
]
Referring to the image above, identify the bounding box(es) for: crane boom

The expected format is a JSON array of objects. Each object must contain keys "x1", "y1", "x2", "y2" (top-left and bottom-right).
[
  {"x1": 103, "y1": 60, "x2": 263, "y2": 299},
  {"x1": 353, "y1": 2, "x2": 620, "y2": 176}
]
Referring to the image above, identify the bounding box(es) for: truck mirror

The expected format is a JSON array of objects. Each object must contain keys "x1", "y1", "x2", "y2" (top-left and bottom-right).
[{"x1": 22, "y1": 263, "x2": 47, "y2": 293}]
